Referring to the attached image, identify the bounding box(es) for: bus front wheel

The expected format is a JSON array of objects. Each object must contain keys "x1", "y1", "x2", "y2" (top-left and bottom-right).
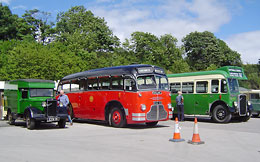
[
  {"x1": 212, "y1": 105, "x2": 231, "y2": 123},
  {"x1": 109, "y1": 107, "x2": 126, "y2": 128}
]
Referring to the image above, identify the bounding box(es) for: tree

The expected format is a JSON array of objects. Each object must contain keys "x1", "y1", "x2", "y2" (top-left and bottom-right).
[
  {"x1": 123, "y1": 32, "x2": 186, "y2": 72},
  {"x1": 182, "y1": 31, "x2": 242, "y2": 71},
  {"x1": 55, "y1": 6, "x2": 120, "y2": 69},
  {"x1": 22, "y1": 9, "x2": 54, "y2": 43},
  {"x1": 0, "y1": 3, "x2": 18, "y2": 40},
  {"x1": 0, "y1": 41, "x2": 85, "y2": 80}
]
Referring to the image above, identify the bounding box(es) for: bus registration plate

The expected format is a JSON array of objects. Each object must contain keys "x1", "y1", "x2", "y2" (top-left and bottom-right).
[{"x1": 47, "y1": 116, "x2": 59, "y2": 122}]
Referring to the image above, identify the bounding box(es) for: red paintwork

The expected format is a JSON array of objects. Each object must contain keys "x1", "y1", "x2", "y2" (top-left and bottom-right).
[{"x1": 58, "y1": 90, "x2": 172, "y2": 124}]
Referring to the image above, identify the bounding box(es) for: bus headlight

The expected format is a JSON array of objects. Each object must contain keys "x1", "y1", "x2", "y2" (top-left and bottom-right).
[
  {"x1": 247, "y1": 101, "x2": 251, "y2": 106},
  {"x1": 42, "y1": 101, "x2": 47, "y2": 107},
  {"x1": 141, "y1": 104, "x2": 146, "y2": 111},
  {"x1": 168, "y1": 103, "x2": 172, "y2": 110},
  {"x1": 233, "y1": 101, "x2": 238, "y2": 107}
]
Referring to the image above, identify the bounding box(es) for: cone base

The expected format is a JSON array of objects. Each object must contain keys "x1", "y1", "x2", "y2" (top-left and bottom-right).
[
  {"x1": 169, "y1": 138, "x2": 185, "y2": 142},
  {"x1": 188, "y1": 140, "x2": 205, "y2": 145}
]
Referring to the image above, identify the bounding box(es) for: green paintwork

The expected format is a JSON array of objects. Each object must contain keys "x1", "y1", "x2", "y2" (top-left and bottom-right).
[
  {"x1": 168, "y1": 66, "x2": 245, "y2": 116},
  {"x1": 167, "y1": 66, "x2": 248, "y2": 80},
  {"x1": 4, "y1": 79, "x2": 55, "y2": 114}
]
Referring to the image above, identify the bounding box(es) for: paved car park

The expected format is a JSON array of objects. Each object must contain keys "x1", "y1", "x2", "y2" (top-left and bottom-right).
[{"x1": 0, "y1": 117, "x2": 260, "y2": 162}]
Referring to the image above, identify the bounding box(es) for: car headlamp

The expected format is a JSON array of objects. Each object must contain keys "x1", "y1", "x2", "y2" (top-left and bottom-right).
[{"x1": 42, "y1": 101, "x2": 47, "y2": 107}]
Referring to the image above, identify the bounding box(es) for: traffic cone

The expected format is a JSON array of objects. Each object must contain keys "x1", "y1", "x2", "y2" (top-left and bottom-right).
[
  {"x1": 169, "y1": 117, "x2": 185, "y2": 142},
  {"x1": 188, "y1": 118, "x2": 205, "y2": 145}
]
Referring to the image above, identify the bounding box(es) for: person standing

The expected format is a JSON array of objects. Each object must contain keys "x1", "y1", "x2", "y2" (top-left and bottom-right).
[
  {"x1": 176, "y1": 91, "x2": 184, "y2": 121},
  {"x1": 58, "y1": 90, "x2": 73, "y2": 125}
]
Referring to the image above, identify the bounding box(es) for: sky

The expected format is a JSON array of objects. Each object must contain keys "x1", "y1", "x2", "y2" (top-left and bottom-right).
[{"x1": 1, "y1": 0, "x2": 260, "y2": 64}]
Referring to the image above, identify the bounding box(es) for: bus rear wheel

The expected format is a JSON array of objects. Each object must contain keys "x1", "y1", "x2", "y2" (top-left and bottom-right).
[
  {"x1": 212, "y1": 105, "x2": 231, "y2": 123},
  {"x1": 109, "y1": 107, "x2": 126, "y2": 128}
]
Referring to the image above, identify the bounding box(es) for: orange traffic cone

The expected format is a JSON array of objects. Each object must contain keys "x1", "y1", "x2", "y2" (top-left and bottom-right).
[
  {"x1": 169, "y1": 117, "x2": 185, "y2": 142},
  {"x1": 188, "y1": 118, "x2": 205, "y2": 145}
]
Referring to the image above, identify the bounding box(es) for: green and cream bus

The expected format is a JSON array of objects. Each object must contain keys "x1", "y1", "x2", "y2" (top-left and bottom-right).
[{"x1": 167, "y1": 66, "x2": 252, "y2": 123}]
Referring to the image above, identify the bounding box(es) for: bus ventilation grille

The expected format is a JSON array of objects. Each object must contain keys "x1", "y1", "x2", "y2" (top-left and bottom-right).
[
  {"x1": 239, "y1": 94, "x2": 247, "y2": 116},
  {"x1": 46, "y1": 100, "x2": 57, "y2": 116},
  {"x1": 147, "y1": 104, "x2": 167, "y2": 121}
]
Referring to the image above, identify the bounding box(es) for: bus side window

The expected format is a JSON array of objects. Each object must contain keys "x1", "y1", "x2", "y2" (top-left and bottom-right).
[
  {"x1": 62, "y1": 82, "x2": 70, "y2": 93},
  {"x1": 99, "y1": 77, "x2": 110, "y2": 90},
  {"x1": 79, "y1": 79, "x2": 87, "y2": 91},
  {"x1": 170, "y1": 83, "x2": 181, "y2": 93},
  {"x1": 112, "y1": 76, "x2": 123, "y2": 90},
  {"x1": 182, "y1": 82, "x2": 194, "y2": 93},
  {"x1": 71, "y1": 79, "x2": 80, "y2": 92},
  {"x1": 87, "y1": 78, "x2": 98, "y2": 90},
  {"x1": 221, "y1": 79, "x2": 227, "y2": 93},
  {"x1": 125, "y1": 77, "x2": 136, "y2": 91},
  {"x1": 196, "y1": 81, "x2": 208, "y2": 93},
  {"x1": 211, "y1": 80, "x2": 219, "y2": 93}
]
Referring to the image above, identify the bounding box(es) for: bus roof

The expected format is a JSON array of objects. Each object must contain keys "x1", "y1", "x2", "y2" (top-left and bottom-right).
[
  {"x1": 61, "y1": 64, "x2": 165, "y2": 81},
  {"x1": 8, "y1": 79, "x2": 55, "y2": 89},
  {"x1": 167, "y1": 66, "x2": 248, "y2": 80}
]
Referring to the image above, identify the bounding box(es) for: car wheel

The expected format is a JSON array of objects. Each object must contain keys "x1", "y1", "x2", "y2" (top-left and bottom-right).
[
  {"x1": 26, "y1": 113, "x2": 35, "y2": 130},
  {"x1": 7, "y1": 111, "x2": 15, "y2": 125},
  {"x1": 58, "y1": 119, "x2": 66, "y2": 128}
]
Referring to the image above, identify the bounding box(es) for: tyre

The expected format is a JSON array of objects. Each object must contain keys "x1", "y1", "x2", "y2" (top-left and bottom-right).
[
  {"x1": 7, "y1": 111, "x2": 15, "y2": 125},
  {"x1": 109, "y1": 107, "x2": 126, "y2": 128},
  {"x1": 26, "y1": 113, "x2": 36, "y2": 130},
  {"x1": 58, "y1": 119, "x2": 66, "y2": 128},
  {"x1": 239, "y1": 111, "x2": 252, "y2": 122},
  {"x1": 145, "y1": 121, "x2": 158, "y2": 127},
  {"x1": 212, "y1": 105, "x2": 232, "y2": 123}
]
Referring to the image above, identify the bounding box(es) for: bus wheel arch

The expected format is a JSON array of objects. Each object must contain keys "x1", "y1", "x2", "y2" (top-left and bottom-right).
[
  {"x1": 105, "y1": 101, "x2": 126, "y2": 127},
  {"x1": 211, "y1": 103, "x2": 231, "y2": 123}
]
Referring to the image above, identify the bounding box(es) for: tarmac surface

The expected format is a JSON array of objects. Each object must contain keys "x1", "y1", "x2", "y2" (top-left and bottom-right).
[{"x1": 0, "y1": 117, "x2": 260, "y2": 162}]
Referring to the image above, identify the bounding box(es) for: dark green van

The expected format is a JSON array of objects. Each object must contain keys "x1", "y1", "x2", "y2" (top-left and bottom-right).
[{"x1": 4, "y1": 79, "x2": 68, "y2": 129}]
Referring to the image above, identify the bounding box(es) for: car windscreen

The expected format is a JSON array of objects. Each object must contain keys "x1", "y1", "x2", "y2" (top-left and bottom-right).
[{"x1": 30, "y1": 89, "x2": 54, "y2": 97}]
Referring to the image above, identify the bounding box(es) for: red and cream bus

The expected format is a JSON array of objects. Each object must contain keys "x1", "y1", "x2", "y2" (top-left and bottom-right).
[{"x1": 57, "y1": 64, "x2": 173, "y2": 127}]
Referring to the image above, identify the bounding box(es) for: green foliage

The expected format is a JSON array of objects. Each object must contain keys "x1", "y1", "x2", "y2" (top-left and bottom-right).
[
  {"x1": 0, "y1": 3, "x2": 18, "y2": 40},
  {"x1": 182, "y1": 31, "x2": 242, "y2": 71},
  {"x1": 240, "y1": 64, "x2": 260, "y2": 89},
  {"x1": 123, "y1": 32, "x2": 185, "y2": 72},
  {"x1": 0, "y1": 41, "x2": 84, "y2": 80}
]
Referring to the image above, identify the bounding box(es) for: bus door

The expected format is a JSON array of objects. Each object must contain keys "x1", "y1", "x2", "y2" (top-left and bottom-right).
[
  {"x1": 181, "y1": 82, "x2": 195, "y2": 115},
  {"x1": 194, "y1": 81, "x2": 209, "y2": 115}
]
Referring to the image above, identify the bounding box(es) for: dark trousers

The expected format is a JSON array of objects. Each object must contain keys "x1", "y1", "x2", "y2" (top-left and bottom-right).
[{"x1": 177, "y1": 105, "x2": 184, "y2": 121}]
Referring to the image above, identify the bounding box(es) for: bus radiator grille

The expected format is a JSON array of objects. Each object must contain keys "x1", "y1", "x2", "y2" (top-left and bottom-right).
[
  {"x1": 147, "y1": 104, "x2": 167, "y2": 121},
  {"x1": 239, "y1": 94, "x2": 247, "y2": 116}
]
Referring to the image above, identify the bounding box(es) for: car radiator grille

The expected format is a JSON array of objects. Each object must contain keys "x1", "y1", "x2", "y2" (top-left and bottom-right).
[
  {"x1": 46, "y1": 100, "x2": 57, "y2": 116},
  {"x1": 147, "y1": 104, "x2": 167, "y2": 121}
]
